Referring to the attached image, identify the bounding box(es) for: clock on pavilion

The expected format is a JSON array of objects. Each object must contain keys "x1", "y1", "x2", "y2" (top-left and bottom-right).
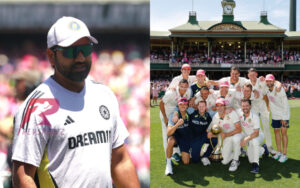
[{"x1": 221, "y1": 0, "x2": 236, "y2": 22}]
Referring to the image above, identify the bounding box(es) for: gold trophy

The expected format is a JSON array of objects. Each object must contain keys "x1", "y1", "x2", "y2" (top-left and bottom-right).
[{"x1": 209, "y1": 124, "x2": 223, "y2": 162}]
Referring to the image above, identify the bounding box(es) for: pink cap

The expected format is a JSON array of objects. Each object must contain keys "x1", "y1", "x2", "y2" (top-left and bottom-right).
[
  {"x1": 215, "y1": 98, "x2": 226, "y2": 106},
  {"x1": 219, "y1": 81, "x2": 230, "y2": 88},
  {"x1": 265, "y1": 74, "x2": 275, "y2": 81},
  {"x1": 177, "y1": 97, "x2": 188, "y2": 105},
  {"x1": 196, "y1": 69, "x2": 205, "y2": 76},
  {"x1": 181, "y1": 64, "x2": 191, "y2": 70}
]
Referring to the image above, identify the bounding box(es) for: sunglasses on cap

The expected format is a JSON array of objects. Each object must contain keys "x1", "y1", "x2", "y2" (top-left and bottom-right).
[
  {"x1": 178, "y1": 98, "x2": 188, "y2": 104},
  {"x1": 52, "y1": 43, "x2": 93, "y2": 58}
]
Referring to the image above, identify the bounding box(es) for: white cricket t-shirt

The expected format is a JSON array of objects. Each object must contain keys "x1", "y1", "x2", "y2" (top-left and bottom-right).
[
  {"x1": 246, "y1": 79, "x2": 268, "y2": 113},
  {"x1": 219, "y1": 77, "x2": 247, "y2": 109},
  {"x1": 161, "y1": 87, "x2": 191, "y2": 118},
  {"x1": 12, "y1": 77, "x2": 129, "y2": 188},
  {"x1": 208, "y1": 111, "x2": 240, "y2": 133},
  {"x1": 211, "y1": 89, "x2": 242, "y2": 109},
  {"x1": 266, "y1": 87, "x2": 290, "y2": 120},
  {"x1": 236, "y1": 109, "x2": 262, "y2": 136},
  {"x1": 219, "y1": 77, "x2": 248, "y2": 89}
]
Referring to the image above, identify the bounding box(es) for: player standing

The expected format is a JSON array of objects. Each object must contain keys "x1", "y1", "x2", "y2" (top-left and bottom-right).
[
  {"x1": 247, "y1": 68, "x2": 276, "y2": 155},
  {"x1": 265, "y1": 74, "x2": 290, "y2": 163},
  {"x1": 168, "y1": 64, "x2": 196, "y2": 89}
]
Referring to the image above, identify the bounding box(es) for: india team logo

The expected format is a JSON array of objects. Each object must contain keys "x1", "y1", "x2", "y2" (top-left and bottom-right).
[
  {"x1": 69, "y1": 21, "x2": 80, "y2": 31},
  {"x1": 99, "y1": 105, "x2": 110, "y2": 120}
]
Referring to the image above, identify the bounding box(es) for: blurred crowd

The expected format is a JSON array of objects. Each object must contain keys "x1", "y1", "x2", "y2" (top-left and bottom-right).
[
  {"x1": 0, "y1": 47, "x2": 150, "y2": 187},
  {"x1": 150, "y1": 79, "x2": 170, "y2": 106},
  {"x1": 282, "y1": 80, "x2": 300, "y2": 98},
  {"x1": 151, "y1": 47, "x2": 300, "y2": 64}
]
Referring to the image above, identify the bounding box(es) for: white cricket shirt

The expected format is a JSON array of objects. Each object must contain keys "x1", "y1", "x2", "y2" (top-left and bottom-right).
[
  {"x1": 236, "y1": 109, "x2": 262, "y2": 136},
  {"x1": 209, "y1": 111, "x2": 240, "y2": 133},
  {"x1": 266, "y1": 87, "x2": 290, "y2": 120},
  {"x1": 12, "y1": 77, "x2": 129, "y2": 188}
]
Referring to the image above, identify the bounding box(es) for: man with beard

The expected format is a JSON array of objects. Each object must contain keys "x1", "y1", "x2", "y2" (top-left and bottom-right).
[
  {"x1": 207, "y1": 98, "x2": 242, "y2": 172},
  {"x1": 12, "y1": 17, "x2": 139, "y2": 188},
  {"x1": 265, "y1": 74, "x2": 290, "y2": 163},
  {"x1": 237, "y1": 99, "x2": 265, "y2": 173}
]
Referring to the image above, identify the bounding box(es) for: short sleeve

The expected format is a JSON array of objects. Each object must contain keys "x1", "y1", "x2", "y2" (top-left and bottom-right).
[
  {"x1": 253, "y1": 113, "x2": 261, "y2": 130},
  {"x1": 111, "y1": 93, "x2": 129, "y2": 149},
  {"x1": 12, "y1": 107, "x2": 49, "y2": 167},
  {"x1": 230, "y1": 111, "x2": 240, "y2": 124},
  {"x1": 162, "y1": 90, "x2": 174, "y2": 104},
  {"x1": 278, "y1": 88, "x2": 287, "y2": 97},
  {"x1": 208, "y1": 115, "x2": 218, "y2": 131}
]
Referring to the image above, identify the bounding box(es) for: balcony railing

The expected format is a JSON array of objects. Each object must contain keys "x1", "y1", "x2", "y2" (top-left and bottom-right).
[{"x1": 150, "y1": 59, "x2": 300, "y2": 68}]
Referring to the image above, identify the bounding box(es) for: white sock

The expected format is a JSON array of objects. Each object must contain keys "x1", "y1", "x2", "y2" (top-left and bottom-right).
[{"x1": 167, "y1": 158, "x2": 171, "y2": 164}]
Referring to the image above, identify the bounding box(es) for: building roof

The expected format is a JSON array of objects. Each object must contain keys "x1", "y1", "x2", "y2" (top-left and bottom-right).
[
  {"x1": 150, "y1": 31, "x2": 171, "y2": 40},
  {"x1": 285, "y1": 31, "x2": 300, "y2": 40},
  {"x1": 169, "y1": 21, "x2": 286, "y2": 32},
  {"x1": 151, "y1": 31, "x2": 170, "y2": 37}
]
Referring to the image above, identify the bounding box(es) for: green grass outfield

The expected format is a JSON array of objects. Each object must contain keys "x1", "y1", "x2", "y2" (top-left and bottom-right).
[{"x1": 150, "y1": 100, "x2": 300, "y2": 188}]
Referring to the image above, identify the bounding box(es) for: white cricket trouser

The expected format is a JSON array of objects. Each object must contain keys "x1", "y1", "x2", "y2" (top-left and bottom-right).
[
  {"x1": 253, "y1": 101, "x2": 272, "y2": 150},
  {"x1": 160, "y1": 112, "x2": 181, "y2": 158},
  {"x1": 160, "y1": 112, "x2": 168, "y2": 158},
  {"x1": 221, "y1": 133, "x2": 243, "y2": 164},
  {"x1": 244, "y1": 133, "x2": 264, "y2": 165}
]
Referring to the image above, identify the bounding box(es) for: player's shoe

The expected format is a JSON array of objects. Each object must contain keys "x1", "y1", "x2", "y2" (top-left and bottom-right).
[
  {"x1": 229, "y1": 160, "x2": 240, "y2": 172},
  {"x1": 200, "y1": 144, "x2": 209, "y2": 157},
  {"x1": 172, "y1": 153, "x2": 181, "y2": 162},
  {"x1": 262, "y1": 144, "x2": 269, "y2": 157},
  {"x1": 273, "y1": 152, "x2": 282, "y2": 160},
  {"x1": 240, "y1": 147, "x2": 247, "y2": 157},
  {"x1": 165, "y1": 161, "x2": 173, "y2": 176},
  {"x1": 250, "y1": 163, "x2": 259, "y2": 174},
  {"x1": 278, "y1": 154, "x2": 288, "y2": 163},
  {"x1": 201, "y1": 157, "x2": 211, "y2": 166},
  {"x1": 269, "y1": 147, "x2": 277, "y2": 155}
]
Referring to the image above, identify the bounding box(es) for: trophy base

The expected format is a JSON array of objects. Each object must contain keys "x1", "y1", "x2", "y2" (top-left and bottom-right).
[{"x1": 209, "y1": 154, "x2": 223, "y2": 162}]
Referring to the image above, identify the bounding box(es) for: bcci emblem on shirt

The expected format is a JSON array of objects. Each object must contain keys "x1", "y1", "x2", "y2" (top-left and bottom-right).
[{"x1": 99, "y1": 105, "x2": 110, "y2": 120}]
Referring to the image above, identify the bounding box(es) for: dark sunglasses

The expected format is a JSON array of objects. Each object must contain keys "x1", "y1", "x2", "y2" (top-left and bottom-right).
[
  {"x1": 180, "y1": 99, "x2": 188, "y2": 103},
  {"x1": 53, "y1": 43, "x2": 93, "y2": 58}
]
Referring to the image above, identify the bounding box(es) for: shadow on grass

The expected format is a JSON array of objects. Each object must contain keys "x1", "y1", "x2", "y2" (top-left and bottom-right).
[{"x1": 169, "y1": 156, "x2": 300, "y2": 187}]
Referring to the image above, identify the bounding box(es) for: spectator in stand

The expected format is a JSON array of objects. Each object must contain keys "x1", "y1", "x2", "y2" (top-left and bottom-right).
[{"x1": 152, "y1": 84, "x2": 159, "y2": 106}]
